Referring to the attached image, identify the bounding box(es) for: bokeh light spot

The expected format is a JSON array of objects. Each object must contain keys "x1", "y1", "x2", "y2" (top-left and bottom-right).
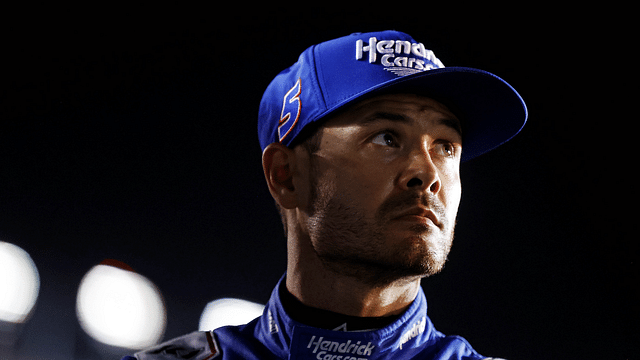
[
  {"x1": 76, "y1": 261, "x2": 166, "y2": 350},
  {"x1": 199, "y1": 298, "x2": 264, "y2": 331},
  {"x1": 0, "y1": 241, "x2": 40, "y2": 323}
]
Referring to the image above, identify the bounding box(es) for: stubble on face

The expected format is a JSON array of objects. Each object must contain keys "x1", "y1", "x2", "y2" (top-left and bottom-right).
[{"x1": 305, "y1": 157, "x2": 455, "y2": 287}]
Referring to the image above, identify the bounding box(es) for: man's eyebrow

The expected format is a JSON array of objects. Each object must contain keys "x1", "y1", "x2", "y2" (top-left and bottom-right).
[
  {"x1": 438, "y1": 117, "x2": 463, "y2": 137},
  {"x1": 362, "y1": 111, "x2": 462, "y2": 136},
  {"x1": 361, "y1": 112, "x2": 409, "y2": 124}
]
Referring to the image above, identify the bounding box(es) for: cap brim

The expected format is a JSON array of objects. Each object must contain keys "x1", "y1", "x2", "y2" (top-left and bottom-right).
[{"x1": 320, "y1": 67, "x2": 528, "y2": 162}]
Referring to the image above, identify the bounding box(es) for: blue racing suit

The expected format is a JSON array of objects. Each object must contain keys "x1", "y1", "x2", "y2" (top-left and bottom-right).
[{"x1": 124, "y1": 276, "x2": 499, "y2": 360}]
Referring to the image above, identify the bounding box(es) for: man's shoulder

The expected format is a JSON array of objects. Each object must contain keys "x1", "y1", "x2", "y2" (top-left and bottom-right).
[
  {"x1": 126, "y1": 331, "x2": 221, "y2": 360},
  {"x1": 422, "y1": 331, "x2": 501, "y2": 360}
]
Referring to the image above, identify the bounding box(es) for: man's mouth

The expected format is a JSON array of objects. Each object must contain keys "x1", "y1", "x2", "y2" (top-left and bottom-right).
[{"x1": 392, "y1": 206, "x2": 441, "y2": 228}]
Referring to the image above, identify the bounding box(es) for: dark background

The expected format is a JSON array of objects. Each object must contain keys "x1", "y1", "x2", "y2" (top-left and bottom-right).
[{"x1": 1, "y1": 6, "x2": 636, "y2": 359}]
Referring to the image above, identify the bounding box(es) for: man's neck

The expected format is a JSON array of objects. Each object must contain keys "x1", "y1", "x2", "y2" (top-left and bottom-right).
[
  {"x1": 279, "y1": 280, "x2": 402, "y2": 331},
  {"x1": 286, "y1": 249, "x2": 421, "y2": 318}
]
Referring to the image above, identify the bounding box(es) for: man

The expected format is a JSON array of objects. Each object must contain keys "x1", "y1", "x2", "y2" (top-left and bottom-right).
[{"x1": 124, "y1": 30, "x2": 527, "y2": 359}]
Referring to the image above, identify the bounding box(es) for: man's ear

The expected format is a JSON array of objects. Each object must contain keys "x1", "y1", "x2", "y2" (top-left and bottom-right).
[{"x1": 262, "y1": 142, "x2": 297, "y2": 209}]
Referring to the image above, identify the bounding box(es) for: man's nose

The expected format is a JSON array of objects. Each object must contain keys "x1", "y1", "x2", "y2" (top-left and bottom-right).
[{"x1": 398, "y1": 147, "x2": 441, "y2": 194}]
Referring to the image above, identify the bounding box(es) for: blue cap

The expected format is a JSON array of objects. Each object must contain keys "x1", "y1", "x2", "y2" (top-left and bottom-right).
[{"x1": 258, "y1": 30, "x2": 527, "y2": 162}]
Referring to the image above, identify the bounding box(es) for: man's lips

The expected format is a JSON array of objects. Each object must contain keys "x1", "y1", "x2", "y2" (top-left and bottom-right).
[{"x1": 392, "y1": 206, "x2": 441, "y2": 228}]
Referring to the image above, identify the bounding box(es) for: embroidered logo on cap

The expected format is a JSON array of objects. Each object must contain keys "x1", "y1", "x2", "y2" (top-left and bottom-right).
[
  {"x1": 278, "y1": 78, "x2": 302, "y2": 142},
  {"x1": 355, "y1": 37, "x2": 444, "y2": 77}
]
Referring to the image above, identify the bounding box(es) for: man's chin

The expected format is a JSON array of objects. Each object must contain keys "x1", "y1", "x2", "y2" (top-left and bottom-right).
[
  {"x1": 316, "y1": 249, "x2": 446, "y2": 286},
  {"x1": 393, "y1": 235, "x2": 451, "y2": 277}
]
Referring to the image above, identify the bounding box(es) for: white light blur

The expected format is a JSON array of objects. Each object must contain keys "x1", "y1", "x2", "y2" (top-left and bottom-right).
[
  {"x1": 0, "y1": 241, "x2": 40, "y2": 323},
  {"x1": 199, "y1": 298, "x2": 264, "y2": 331},
  {"x1": 76, "y1": 264, "x2": 166, "y2": 350}
]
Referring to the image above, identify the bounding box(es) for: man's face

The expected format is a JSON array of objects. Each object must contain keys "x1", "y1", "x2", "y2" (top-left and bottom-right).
[{"x1": 294, "y1": 94, "x2": 462, "y2": 284}]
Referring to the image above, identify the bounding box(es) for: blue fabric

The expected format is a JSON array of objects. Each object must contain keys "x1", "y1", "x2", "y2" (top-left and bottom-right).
[{"x1": 126, "y1": 275, "x2": 488, "y2": 359}]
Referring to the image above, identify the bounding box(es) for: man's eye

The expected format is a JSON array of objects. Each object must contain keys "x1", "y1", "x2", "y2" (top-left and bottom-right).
[
  {"x1": 371, "y1": 132, "x2": 398, "y2": 147},
  {"x1": 434, "y1": 142, "x2": 456, "y2": 157}
]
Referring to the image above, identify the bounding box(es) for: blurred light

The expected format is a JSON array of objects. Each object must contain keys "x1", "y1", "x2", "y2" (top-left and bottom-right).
[
  {"x1": 0, "y1": 241, "x2": 40, "y2": 323},
  {"x1": 199, "y1": 298, "x2": 264, "y2": 331},
  {"x1": 76, "y1": 261, "x2": 166, "y2": 350}
]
